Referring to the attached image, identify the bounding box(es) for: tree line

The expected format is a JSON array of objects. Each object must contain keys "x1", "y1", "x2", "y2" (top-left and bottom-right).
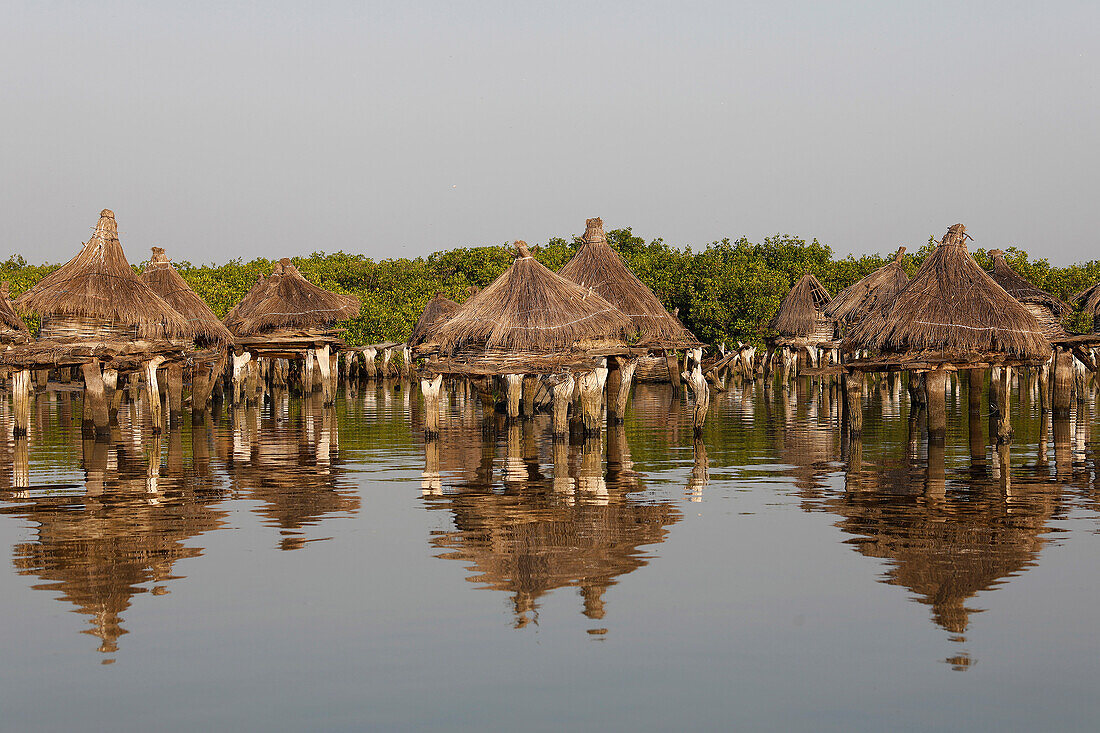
[{"x1": 3, "y1": 229, "x2": 1098, "y2": 347}]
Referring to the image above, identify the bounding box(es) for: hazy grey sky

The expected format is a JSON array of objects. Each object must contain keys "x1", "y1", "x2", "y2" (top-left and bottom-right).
[{"x1": 3, "y1": 1, "x2": 1097, "y2": 265}]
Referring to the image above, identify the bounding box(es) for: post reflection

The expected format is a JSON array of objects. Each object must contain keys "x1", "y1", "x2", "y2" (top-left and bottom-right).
[{"x1": 421, "y1": 417, "x2": 680, "y2": 632}]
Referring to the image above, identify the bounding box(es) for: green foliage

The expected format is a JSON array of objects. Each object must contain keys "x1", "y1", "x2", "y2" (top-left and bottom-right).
[{"x1": 4, "y1": 233, "x2": 1100, "y2": 348}]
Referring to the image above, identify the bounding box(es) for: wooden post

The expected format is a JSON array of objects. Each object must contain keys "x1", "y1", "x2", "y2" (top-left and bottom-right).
[
  {"x1": 605, "y1": 358, "x2": 622, "y2": 419},
  {"x1": 966, "y1": 369, "x2": 982, "y2": 415},
  {"x1": 402, "y1": 346, "x2": 412, "y2": 378},
  {"x1": 81, "y1": 360, "x2": 111, "y2": 438},
  {"x1": 1038, "y1": 358, "x2": 1051, "y2": 414},
  {"x1": 166, "y1": 363, "x2": 184, "y2": 426},
  {"x1": 665, "y1": 351, "x2": 681, "y2": 397},
  {"x1": 521, "y1": 375, "x2": 539, "y2": 419},
  {"x1": 995, "y1": 366, "x2": 1012, "y2": 444},
  {"x1": 380, "y1": 347, "x2": 393, "y2": 379},
  {"x1": 584, "y1": 360, "x2": 610, "y2": 435},
  {"x1": 1074, "y1": 355, "x2": 1088, "y2": 404},
  {"x1": 34, "y1": 369, "x2": 48, "y2": 390},
  {"x1": 317, "y1": 344, "x2": 334, "y2": 405},
  {"x1": 504, "y1": 374, "x2": 523, "y2": 421},
  {"x1": 144, "y1": 356, "x2": 167, "y2": 433},
  {"x1": 549, "y1": 372, "x2": 575, "y2": 439},
  {"x1": 681, "y1": 348, "x2": 710, "y2": 434},
  {"x1": 231, "y1": 351, "x2": 252, "y2": 404},
  {"x1": 361, "y1": 347, "x2": 377, "y2": 380},
  {"x1": 846, "y1": 370, "x2": 865, "y2": 436},
  {"x1": 474, "y1": 377, "x2": 497, "y2": 430},
  {"x1": 421, "y1": 373, "x2": 443, "y2": 437},
  {"x1": 101, "y1": 367, "x2": 119, "y2": 420},
  {"x1": 611, "y1": 358, "x2": 638, "y2": 423},
  {"x1": 1052, "y1": 348, "x2": 1074, "y2": 418},
  {"x1": 925, "y1": 368, "x2": 947, "y2": 442},
  {"x1": 12, "y1": 369, "x2": 31, "y2": 437}
]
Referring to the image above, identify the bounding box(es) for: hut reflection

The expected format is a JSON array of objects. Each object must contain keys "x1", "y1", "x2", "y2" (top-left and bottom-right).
[
  {"x1": 422, "y1": 420, "x2": 679, "y2": 630},
  {"x1": 219, "y1": 396, "x2": 358, "y2": 550},
  {"x1": 827, "y1": 442, "x2": 1065, "y2": 663},
  {"x1": 0, "y1": 428, "x2": 228, "y2": 659}
]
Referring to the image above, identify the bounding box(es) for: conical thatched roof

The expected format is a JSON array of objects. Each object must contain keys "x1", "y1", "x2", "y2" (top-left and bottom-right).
[
  {"x1": 0, "y1": 282, "x2": 30, "y2": 341},
  {"x1": 768, "y1": 272, "x2": 833, "y2": 338},
  {"x1": 1073, "y1": 281, "x2": 1100, "y2": 317},
  {"x1": 826, "y1": 247, "x2": 909, "y2": 328},
  {"x1": 434, "y1": 242, "x2": 633, "y2": 357},
  {"x1": 987, "y1": 250, "x2": 1069, "y2": 316},
  {"x1": 140, "y1": 247, "x2": 234, "y2": 346},
  {"x1": 407, "y1": 292, "x2": 459, "y2": 347},
  {"x1": 224, "y1": 258, "x2": 360, "y2": 336},
  {"x1": 16, "y1": 209, "x2": 190, "y2": 339},
  {"x1": 559, "y1": 218, "x2": 699, "y2": 348},
  {"x1": 846, "y1": 224, "x2": 1050, "y2": 359}
]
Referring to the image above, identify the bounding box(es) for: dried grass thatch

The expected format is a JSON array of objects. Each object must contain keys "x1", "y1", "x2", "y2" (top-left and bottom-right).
[
  {"x1": 224, "y1": 258, "x2": 360, "y2": 336},
  {"x1": 141, "y1": 247, "x2": 234, "y2": 346},
  {"x1": 434, "y1": 241, "x2": 633, "y2": 357},
  {"x1": 16, "y1": 209, "x2": 190, "y2": 339},
  {"x1": 827, "y1": 247, "x2": 909, "y2": 328},
  {"x1": 407, "y1": 292, "x2": 459, "y2": 347},
  {"x1": 0, "y1": 281, "x2": 30, "y2": 342},
  {"x1": 768, "y1": 272, "x2": 834, "y2": 339},
  {"x1": 986, "y1": 250, "x2": 1068, "y2": 339},
  {"x1": 559, "y1": 217, "x2": 699, "y2": 348},
  {"x1": 846, "y1": 225, "x2": 1050, "y2": 360},
  {"x1": 1073, "y1": 281, "x2": 1100, "y2": 316}
]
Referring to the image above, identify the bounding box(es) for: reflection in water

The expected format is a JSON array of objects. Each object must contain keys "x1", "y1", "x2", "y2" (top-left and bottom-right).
[
  {"x1": 422, "y1": 415, "x2": 680, "y2": 631},
  {"x1": 1, "y1": 421, "x2": 228, "y2": 660}
]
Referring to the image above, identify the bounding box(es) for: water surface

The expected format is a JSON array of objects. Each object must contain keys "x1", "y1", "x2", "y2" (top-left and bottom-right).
[{"x1": 1, "y1": 376, "x2": 1099, "y2": 732}]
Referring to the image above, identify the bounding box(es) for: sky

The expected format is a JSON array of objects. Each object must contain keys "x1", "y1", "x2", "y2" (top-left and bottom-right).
[{"x1": 2, "y1": 0, "x2": 1097, "y2": 266}]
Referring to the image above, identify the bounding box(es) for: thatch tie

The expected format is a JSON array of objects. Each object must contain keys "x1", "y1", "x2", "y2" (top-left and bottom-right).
[
  {"x1": 447, "y1": 307, "x2": 621, "y2": 331},
  {"x1": 914, "y1": 320, "x2": 1043, "y2": 335}
]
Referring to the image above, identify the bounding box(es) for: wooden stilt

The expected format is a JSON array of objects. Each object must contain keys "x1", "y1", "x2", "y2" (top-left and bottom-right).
[
  {"x1": 474, "y1": 377, "x2": 497, "y2": 429},
  {"x1": 1053, "y1": 348, "x2": 1074, "y2": 418},
  {"x1": 402, "y1": 346, "x2": 412, "y2": 378},
  {"x1": 101, "y1": 367, "x2": 119, "y2": 420},
  {"x1": 611, "y1": 358, "x2": 637, "y2": 423},
  {"x1": 12, "y1": 369, "x2": 31, "y2": 437},
  {"x1": 421, "y1": 373, "x2": 443, "y2": 437},
  {"x1": 846, "y1": 370, "x2": 865, "y2": 436},
  {"x1": 381, "y1": 347, "x2": 394, "y2": 379},
  {"x1": 549, "y1": 372, "x2": 575, "y2": 438},
  {"x1": 361, "y1": 347, "x2": 377, "y2": 380},
  {"x1": 504, "y1": 374, "x2": 523, "y2": 421},
  {"x1": 232, "y1": 351, "x2": 252, "y2": 404},
  {"x1": 166, "y1": 363, "x2": 184, "y2": 426},
  {"x1": 144, "y1": 356, "x2": 167, "y2": 433},
  {"x1": 34, "y1": 369, "x2": 49, "y2": 390},
  {"x1": 681, "y1": 348, "x2": 710, "y2": 434},
  {"x1": 994, "y1": 366, "x2": 1012, "y2": 444},
  {"x1": 665, "y1": 351, "x2": 681, "y2": 397},
  {"x1": 1038, "y1": 358, "x2": 1051, "y2": 413},
  {"x1": 521, "y1": 375, "x2": 538, "y2": 419},
  {"x1": 925, "y1": 368, "x2": 947, "y2": 441},
  {"x1": 317, "y1": 345, "x2": 334, "y2": 405},
  {"x1": 577, "y1": 362, "x2": 608, "y2": 436},
  {"x1": 81, "y1": 360, "x2": 111, "y2": 438}
]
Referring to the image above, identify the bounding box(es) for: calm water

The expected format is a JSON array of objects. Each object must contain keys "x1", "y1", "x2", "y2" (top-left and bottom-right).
[{"x1": 1, "y1": 375, "x2": 1099, "y2": 732}]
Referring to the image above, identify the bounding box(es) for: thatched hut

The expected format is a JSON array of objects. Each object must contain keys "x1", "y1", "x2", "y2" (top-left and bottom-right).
[
  {"x1": 826, "y1": 247, "x2": 909, "y2": 333},
  {"x1": 223, "y1": 258, "x2": 359, "y2": 405},
  {"x1": 560, "y1": 217, "x2": 700, "y2": 396},
  {"x1": 1073, "y1": 281, "x2": 1100, "y2": 333},
  {"x1": 764, "y1": 272, "x2": 835, "y2": 383},
  {"x1": 426, "y1": 241, "x2": 634, "y2": 433},
  {"x1": 843, "y1": 224, "x2": 1051, "y2": 441},
  {"x1": 0, "y1": 282, "x2": 30, "y2": 346},
  {"x1": 141, "y1": 246, "x2": 234, "y2": 415},
  {"x1": 407, "y1": 292, "x2": 459, "y2": 349},
  {"x1": 986, "y1": 250, "x2": 1068, "y2": 340},
  {"x1": 5, "y1": 209, "x2": 192, "y2": 436},
  {"x1": 141, "y1": 247, "x2": 233, "y2": 347},
  {"x1": 560, "y1": 217, "x2": 699, "y2": 348}
]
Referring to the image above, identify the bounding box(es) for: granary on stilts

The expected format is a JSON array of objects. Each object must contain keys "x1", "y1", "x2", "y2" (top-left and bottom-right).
[
  {"x1": 986, "y1": 249, "x2": 1069, "y2": 340},
  {"x1": 765, "y1": 272, "x2": 836, "y2": 385},
  {"x1": 827, "y1": 247, "x2": 909, "y2": 340},
  {"x1": 0, "y1": 283, "x2": 30, "y2": 347},
  {"x1": 223, "y1": 258, "x2": 359, "y2": 406},
  {"x1": 558, "y1": 217, "x2": 707, "y2": 423},
  {"x1": 140, "y1": 246, "x2": 235, "y2": 419},
  {"x1": 843, "y1": 224, "x2": 1051, "y2": 443},
  {"x1": 5, "y1": 209, "x2": 192, "y2": 437},
  {"x1": 422, "y1": 241, "x2": 633, "y2": 438}
]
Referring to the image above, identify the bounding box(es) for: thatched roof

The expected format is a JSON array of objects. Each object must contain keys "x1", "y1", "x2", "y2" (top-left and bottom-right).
[
  {"x1": 768, "y1": 272, "x2": 833, "y2": 337},
  {"x1": 987, "y1": 250, "x2": 1069, "y2": 315},
  {"x1": 223, "y1": 258, "x2": 360, "y2": 336},
  {"x1": 16, "y1": 209, "x2": 190, "y2": 339},
  {"x1": 559, "y1": 217, "x2": 699, "y2": 348},
  {"x1": 140, "y1": 247, "x2": 234, "y2": 346},
  {"x1": 826, "y1": 247, "x2": 909, "y2": 328},
  {"x1": 434, "y1": 242, "x2": 633, "y2": 358},
  {"x1": 1073, "y1": 281, "x2": 1100, "y2": 316},
  {"x1": 407, "y1": 292, "x2": 459, "y2": 347},
  {"x1": 845, "y1": 224, "x2": 1050, "y2": 360},
  {"x1": 0, "y1": 282, "x2": 29, "y2": 340}
]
